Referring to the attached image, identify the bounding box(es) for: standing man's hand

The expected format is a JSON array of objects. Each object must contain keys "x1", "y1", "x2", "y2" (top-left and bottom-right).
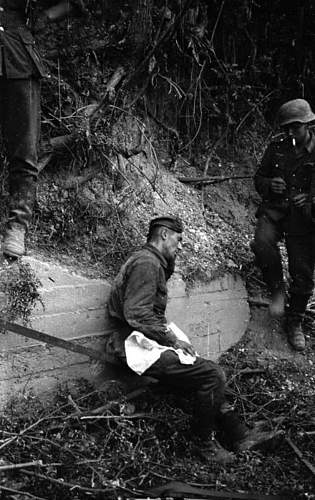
[
  {"x1": 270, "y1": 177, "x2": 287, "y2": 194},
  {"x1": 291, "y1": 192, "x2": 309, "y2": 208}
]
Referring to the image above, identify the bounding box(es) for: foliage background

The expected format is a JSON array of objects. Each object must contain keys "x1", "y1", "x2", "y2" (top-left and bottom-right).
[{"x1": 3, "y1": 1, "x2": 314, "y2": 277}]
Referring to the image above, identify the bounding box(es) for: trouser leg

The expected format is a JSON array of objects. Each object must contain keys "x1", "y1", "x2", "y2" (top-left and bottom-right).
[
  {"x1": 1, "y1": 77, "x2": 40, "y2": 230},
  {"x1": 144, "y1": 350, "x2": 226, "y2": 437},
  {"x1": 286, "y1": 233, "x2": 315, "y2": 321},
  {"x1": 251, "y1": 215, "x2": 284, "y2": 291}
]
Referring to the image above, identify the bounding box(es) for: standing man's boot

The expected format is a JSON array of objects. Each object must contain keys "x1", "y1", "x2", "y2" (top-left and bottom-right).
[
  {"x1": 3, "y1": 177, "x2": 36, "y2": 259},
  {"x1": 286, "y1": 318, "x2": 305, "y2": 351},
  {"x1": 3, "y1": 223, "x2": 26, "y2": 258},
  {"x1": 286, "y1": 294, "x2": 309, "y2": 351}
]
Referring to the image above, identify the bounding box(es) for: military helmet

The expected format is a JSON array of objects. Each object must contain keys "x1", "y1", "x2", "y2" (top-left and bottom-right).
[{"x1": 278, "y1": 99, "x2": 315, "y2": 126}]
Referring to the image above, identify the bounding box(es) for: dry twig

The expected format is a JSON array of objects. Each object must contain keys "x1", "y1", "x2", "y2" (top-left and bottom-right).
[{"x1": 285, "y1": 437, "x2": 315, "y2": 477}]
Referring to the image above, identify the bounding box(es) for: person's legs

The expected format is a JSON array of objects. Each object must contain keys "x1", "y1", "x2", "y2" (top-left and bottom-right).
[
  {"x1": 2, "y1": 78, "x2": 41, "y2": 257},
  {"x1": 144, "y1": 350, "x2": 279, "y2": 456},
  {"x1": 145, "y1": 351, "x2": 245, "y2": 444},
  {"x1": 285, "y1": 233, "x2": 315, "y2": 350},
  {"x1": 251, "y1": 215, "x2": 286, "y2": 317}
]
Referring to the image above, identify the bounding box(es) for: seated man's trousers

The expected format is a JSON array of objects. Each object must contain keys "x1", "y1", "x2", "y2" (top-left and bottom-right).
[{"x1": 144, "y1": 350, "x2": 226, "y2": 438}]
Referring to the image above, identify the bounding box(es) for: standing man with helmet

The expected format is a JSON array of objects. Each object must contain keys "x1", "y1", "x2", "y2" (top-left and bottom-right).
[
  {"x1": 252, "y1": 98, "x2": 315, "y2": 351},
  {"x1": 0, "y1": 0, "x2": 85, "y2": 259}
]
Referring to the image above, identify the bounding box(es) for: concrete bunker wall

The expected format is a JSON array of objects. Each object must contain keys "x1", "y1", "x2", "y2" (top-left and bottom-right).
[{"x1": 0, "y1": 257, "x2": 250, "y2": 408}]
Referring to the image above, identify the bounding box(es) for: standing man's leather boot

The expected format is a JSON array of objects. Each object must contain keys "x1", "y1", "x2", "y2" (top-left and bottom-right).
[
  {"x1": 286, "y1": 294, "x2": 309, "y2": 351},
  {"x1": 3, "y1": 223, "x2": 26, "y2": 258},
  {"x1": 3, "y1": 177, "x2": 36, "y2": 259},
  {"x1": 286, "y1": 318, "x2": 305, "y2": 351},
  {"x1": 269, "y1": 283, "x2": 286, "y2": 318}
]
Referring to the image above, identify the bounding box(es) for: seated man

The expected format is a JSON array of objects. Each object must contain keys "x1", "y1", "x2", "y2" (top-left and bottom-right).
[{"x1": 105, "y1": 215, "x2": 272, "y2": 460}]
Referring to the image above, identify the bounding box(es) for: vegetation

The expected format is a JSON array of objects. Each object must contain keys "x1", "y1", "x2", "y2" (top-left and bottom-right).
[
  {"x1": 0, "y1": 328, "x2": 313, "y2": 499},
  {"x1": 16, "y1": 1, "x2": 312, "y2": 276},
  {"x1": 0, "y1": 262, "x2": 43, "y2": 329}
]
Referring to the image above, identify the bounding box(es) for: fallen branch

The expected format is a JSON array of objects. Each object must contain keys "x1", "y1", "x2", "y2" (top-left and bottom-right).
[
  {"x1": 46, "y1": 38, "x2": 111, "y2": 59},
  {"x1": 41, "y1": 133, "x2": 77, "y2": 154},
  {"x1": 178, "y1": 175, "x2": 252, "y2": 185},
  {"x1": 145, "y1": 480, "x2": 286, "y2": 499},
  {"x1": 114, "y1": 146, "x2": 146, "y2": 159},
  {"x1": 285, "y1": 437, "x2": 315, "y2": 477},
  {"x1": 0, "y1": 460, "x2": 43, "y2": 472},
  {"x1": 80, "y1": 413, "x2": 165, "y2": 423},
  {"x1": 20, "y1": 469, "x2": 112, "y2": 494},
  {"x1": 0, "y1": 484, "x2": 46, "y2": 500},
  {"x1": 89, "y1": 65, "x2": 126, "y2": 125},
  {"x1": 38, "y1": 133, "x2": 77, "y2": 172},
  {"x1": 228, "y1": 367, "x2": 266, "y2": 384},
  {"x1": 21, "y1": 469, "x2": 143, "y2": 496}
]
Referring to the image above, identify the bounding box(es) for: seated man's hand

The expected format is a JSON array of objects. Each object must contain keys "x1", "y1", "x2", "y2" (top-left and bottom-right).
[
  {"x1": 173, "y1": 339, "x2": 196, "y2": 356},
  {"x1": 291, "y1": 192, "x2": 308, "y2": 207},
  {"x1": 270, "y1": 177, "x2": 286, "y2": 194}
]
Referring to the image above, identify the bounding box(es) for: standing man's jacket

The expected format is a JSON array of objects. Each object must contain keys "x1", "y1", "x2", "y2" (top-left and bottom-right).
[
  {"x1": 105, "y1": 244, "x2": 176, "y2": 363},
  {"x1": 0, "y1": 0, "x2": 83, "y2": 78},
  {"x1": 255, "y1": 134, "x2": 315, "y2": 234}
]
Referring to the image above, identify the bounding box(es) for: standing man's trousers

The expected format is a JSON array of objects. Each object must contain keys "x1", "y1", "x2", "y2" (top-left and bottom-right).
[
  {"x1": 0, "y1": 77, "x2": 40, "y2": 229},
  {"x1": 251, "y1": 214, "x2": 315, "y2": 320}
]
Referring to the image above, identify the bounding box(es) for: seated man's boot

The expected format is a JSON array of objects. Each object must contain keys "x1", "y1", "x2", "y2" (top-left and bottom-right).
[
  {"x1": 192, "y1": 437, "x2": 235, "y2": 464},
  {"x1": 234, "y1": 426, "x2": 284, "y2": 452},
  {"x1": 216, "y1": 409, "x2": 283, "y2": 453},
  {"x1": 269, "y1": 285, "x2": 286, "y2": 318},
  {"x1": 3, "y1": 223, "x2": 26, "y2": 258},
  {"x1": 286, "y1": 318, "x2": 305, "y2": 351},
  {"x1": 216, "y1": 409, "x2": 248, "y2": 451}
]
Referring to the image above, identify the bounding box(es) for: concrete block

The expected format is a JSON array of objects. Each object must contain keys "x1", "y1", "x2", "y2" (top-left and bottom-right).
[
  {"x1": 0, "y1": 257, "x2": 250, "y2": 409},
  {"x1": 0, "y1": 336, "x2": 105, "y2": 380},
  {"x1": 31, "y1": 309, "x2": 106, "y2": 340},
  {"x1": 0, "y1": 362, "x2": 100, "y2": 410},
  {"x1": 0, "y1": 309, "x2": 107, "y2": 352},
  {"x1": 167, "y1": 273, "x2": 249, "y2": 360},
  {"x1": 32, "y1": 282, "x2": 111, "y2": 315},
  {"x1": 23, "y1": 256, "x2": 91, "y2": 287}
]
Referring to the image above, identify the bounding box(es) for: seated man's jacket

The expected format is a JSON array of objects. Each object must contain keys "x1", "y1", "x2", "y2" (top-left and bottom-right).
[
  {"x1": 254, "y1": 133, "x2": 315, "y2": 235},
  {"x1": 105, "y1": 244, "x2": 175, "y2": 363}
]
